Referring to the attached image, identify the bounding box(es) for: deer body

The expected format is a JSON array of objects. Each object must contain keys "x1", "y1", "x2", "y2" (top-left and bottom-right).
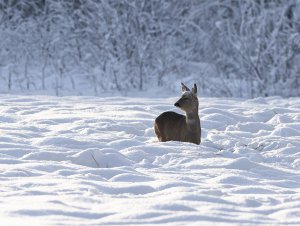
[{"x1": 154, "y1": 83, "x2": 201, "y2": 145}]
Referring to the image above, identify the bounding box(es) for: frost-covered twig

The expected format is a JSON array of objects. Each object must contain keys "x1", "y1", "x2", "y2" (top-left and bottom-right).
[{"x1": 91, "y1": 153, "x2": 100, "y2": 168}]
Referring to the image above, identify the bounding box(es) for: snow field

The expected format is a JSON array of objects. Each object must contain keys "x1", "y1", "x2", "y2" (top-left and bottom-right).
[{"x1": 0, "y1": 95, "x2": 300, "y2": 225}]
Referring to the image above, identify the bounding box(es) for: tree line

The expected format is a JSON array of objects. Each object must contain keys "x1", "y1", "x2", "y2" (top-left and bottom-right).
[{"x1": 0, "y1": 0, "x2": 300, "y2": 97}]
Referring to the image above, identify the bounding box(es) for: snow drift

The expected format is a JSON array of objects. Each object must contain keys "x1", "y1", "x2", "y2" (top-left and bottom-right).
[{"x1": 0, "y1": 95, "x2": 300, "y2": 225}]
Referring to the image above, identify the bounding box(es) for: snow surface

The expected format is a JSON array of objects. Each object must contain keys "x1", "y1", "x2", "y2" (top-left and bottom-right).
[{"x1": 0, "y1": 94, "x2": 300, "y2": 225}]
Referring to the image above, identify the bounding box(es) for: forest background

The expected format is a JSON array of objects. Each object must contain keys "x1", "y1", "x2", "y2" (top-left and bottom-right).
[{"x1": 1, "y1": 0, "x2": 300, "y2": 97}]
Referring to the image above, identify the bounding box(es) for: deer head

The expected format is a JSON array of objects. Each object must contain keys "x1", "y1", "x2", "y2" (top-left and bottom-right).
[{"x1": 174, "y1": 83, "x2": 198, "y2": 113}]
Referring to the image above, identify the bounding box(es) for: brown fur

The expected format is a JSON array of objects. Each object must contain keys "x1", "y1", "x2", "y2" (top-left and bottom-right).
[{"x1": 154, "y1": 83, "x2": 201, "y2": 145}]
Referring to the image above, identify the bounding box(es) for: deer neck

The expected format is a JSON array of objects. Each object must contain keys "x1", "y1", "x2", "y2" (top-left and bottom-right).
[{"x1": 185, "y1": 109, "x2": 199, "y2": 130}]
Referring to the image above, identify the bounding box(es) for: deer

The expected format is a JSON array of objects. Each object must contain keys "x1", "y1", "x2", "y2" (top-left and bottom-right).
[{"x1": 154, "y1": 83, "x2": 201, "y2": 145}]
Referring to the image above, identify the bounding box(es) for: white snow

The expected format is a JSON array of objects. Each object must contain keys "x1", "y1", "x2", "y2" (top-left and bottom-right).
[{"x1": 0, "y1": 94, "x2": 300, "y2": 225}]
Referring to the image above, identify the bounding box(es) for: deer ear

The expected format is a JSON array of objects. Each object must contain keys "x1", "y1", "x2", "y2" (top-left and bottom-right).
[
  {"x1": 181, "y1": 83, "x2": 190, "y2": 92},
  {"x1": 192, "y1": 84, "x2": 197, "y2": 95}
]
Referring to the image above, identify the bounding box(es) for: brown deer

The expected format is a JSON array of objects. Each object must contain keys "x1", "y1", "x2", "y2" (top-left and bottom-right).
[{"x1": 154, "y1": 83, "x2": 201, "y2": 145}]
